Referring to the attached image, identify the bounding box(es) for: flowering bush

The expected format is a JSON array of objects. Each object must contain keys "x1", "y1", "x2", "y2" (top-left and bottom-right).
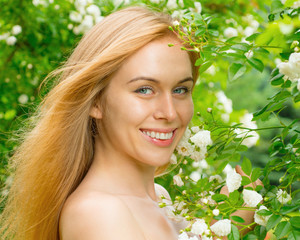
[{"x1": 0, "y1": 0, "x2": 299, "y2": 239}]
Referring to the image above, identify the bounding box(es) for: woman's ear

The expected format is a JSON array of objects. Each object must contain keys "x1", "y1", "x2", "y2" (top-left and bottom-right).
[{"x1": 90, "y1": 103, "x2": 102, "y2": 119}]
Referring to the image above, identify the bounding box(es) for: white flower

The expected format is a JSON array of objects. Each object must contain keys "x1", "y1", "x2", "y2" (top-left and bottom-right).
[
  {"x1": 167, "y1": 0, "x2": 178, "y2": 9},
  {"x1": 189, "y1": 237, "x2": 199, "y2": 240},
  {"x1": 176, "y1": 141, "x2": 193, "y2": 157},
  {"x1": 243, "y1": 189, "x2": 263, "y2": 207},
  {"x1": 27, "y1": 63, "x2": 33, "y2": 69},
  {"x1": 292, "y1": 1, "x2": 300, "y2": 8},
  {"x1": 178, "y1": 232, "x2": 189, "y2": 240},
  {"x1": 0, "y1": 33, "x2": 9, "y2": 41},
  {"x1": 210, "y1": 219, "x2": 231, "y2": 236},
  {"x1": 234, "y1": 113, "x2": 259, "y2": 148},
  {"x1": 245, "y1": 50, "x2": 253, "y2": 59},
  {"x1": 86, "y1": 4, "x2": 101, "y2": 17},
  {"x1": 32, "y1": 0, "x2": 48, "y2": 6},
  {"x1": 77, "y1": 14, "x2": 94, "y2": 33},
  {"x1": 190, "y1": 130, "x2": 213, "y2": 149},
  {"x1": 213, "y1": 209, "x2": 220, "y2": 216},
  {"x1": 173, "y1": 169, "x2": 184, "y2": 187},
  {"x1": 191, "y1": 126, "x2": 200, "y2": 133},
  {"x1": 279, "y1": 23, "x2": 293, "y2": 35},
  {"x1": 209, "y1": 175, "x2": 223, "y2": 183},
  {"x1": 190, "y1": 171, "x2": 201, "y2": 182},
  {"x1": 12, "y1": 25, "x2": 22, "y2": 35},
  {"x1": 170, "y1": 153, "x2": 177, "y2": 164},
  {"x1": 289, "y1": 52, "x2": 300, "y2": 75},
  {"x1": 190, "y1": 150, "x2": 206, "y2": 162},
  {"x1": 191, "y1": 219, "x2": 208, "y2": 235},
  {"x1": 216, "y1": 91, "x2": 232, "y2": 114},
  {"x1": 244, "y1": 26, "x2": 255, "y2": 37},
  {"x1": 254, "y1": 206, "x2": 271, "y2": 226},
  {"x1": 223, "y1": 164, "x2": 233, "y2": 175},
  {"x1": 67, "y1": 24, "x2": 73, "y2": 30},
  {"x1": 69, "y1": 11, "x2": 82, "y2": 22},
  {"x1": 163, "y1": 205, "x2": 184, "y2": 222},
  {"x1": 277, "y1": 62, "x2": 298, "y2": 81},
  {"x1": 18, "y1": 94, "x2": 29, "y2": 104},
  {"x1": 224, "y1": 27, "x2": 238, "y2": 38},
  {"x1": 6, "y1": 36, "x2": 17, "y2": 45},
  {"x1": 206, "y1": 65, "x2": 216, "y2": 75},
  {"x1": 194, "y1": 2, "x2": 202, "y2": 13},
  {"x1": 173, "y1": 20, "x2": 180, "y2": 26},
  {"x1": 276, "y1": 189, "x2": 292, "y2": 204},
  {"x1": 226, "y1": 169, "x2": 242, "y2": 192}
]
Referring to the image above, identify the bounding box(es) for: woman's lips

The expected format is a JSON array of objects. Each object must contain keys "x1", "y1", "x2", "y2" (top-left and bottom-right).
[{"x1": 140, "y1": 128, "x2": 177, "y2": 147}]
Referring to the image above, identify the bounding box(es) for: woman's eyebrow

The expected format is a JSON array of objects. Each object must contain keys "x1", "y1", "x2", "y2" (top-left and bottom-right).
[{"x1": 127, "y1": 76, "x2": 194, "y2": 84}]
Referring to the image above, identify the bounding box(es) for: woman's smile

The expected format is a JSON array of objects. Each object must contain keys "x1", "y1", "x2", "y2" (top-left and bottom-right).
[{"x1": 140, "y1": 128, "x2": 177, "y2": 147}]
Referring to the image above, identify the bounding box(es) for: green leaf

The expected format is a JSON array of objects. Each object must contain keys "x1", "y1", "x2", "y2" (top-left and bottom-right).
[
  {"x1": 237, "y1": 145, "x2": 248, "y2": 152},
  {"x1": 195, "y1": 27, "x2": 206, "y2": 37},
  {"x1": 243, "y1": 234, "x2": 258, "y2": 240},
  {"x1": 271, "y1": 0, "x2": 284, "y2": 12},
  {"x1": 257, "y1": 209, "x2": 272, "y2": 216},
  {"x1": 228, "y1": 63, "x2": 247, "y2": 81},
  {"x1": 217, "y1": 160, "x2": 229, "y2": 174},
  {"x1": 231, "y1": 43, "x2": 250, "y2": 52},
  {"x1": 199, "y1": 61, "x2": 213, "y2": 74},
  {"x1": 270, "y1": 73, "x2": 284, "y2": 86},
  {"x1": 280, "y1": 205, "x2": 300, "y2": 214},
  {"x1": 242, "y1": 157, "x2": 252, "y2": 176},
  {"x1": 247, "y1": 58, "x2": 264, "y2": 72},
  {"x1": 241, "y1": 176, "x2": 251, "y2": 186},
  {"x1": 231, "y1": 215, "x2": 245, "y2": 223},
  {"x1": 290, "y1": 217, "x2": 300, "y2": 229},
  {"x1": 212, "y1": 193, "x2": 228, "y2": 202},
  {"x1": 208, "y1": 29, "x2": 219, "y2": 37},
  {"x1": 230, "y1": 153, "x2": 241, "y2": 162},
  {"x1": 287, "y1": 229, "x2": 300, "y2": 240},
  {"x1": 229, "y1": 190, "x2": 240, "y2": 205},
  {"x1": 245, "y1": 33, "x2": 261, "y2": 41},
  {"x1": 266, "y1": 214, "x2": 282, "y2": 231},
  {"x1": 274, "y1": 221, "x2": 291, "y2": 238},
  {"x1": 228, "y1": 224, "x2": 240, "y2": 240},
  {"x1": 251, "y1": 168, "x2": 261, "y2": 182},
  {"x1": 253, "y1": 104, "x2": 268, "y2": 118}
]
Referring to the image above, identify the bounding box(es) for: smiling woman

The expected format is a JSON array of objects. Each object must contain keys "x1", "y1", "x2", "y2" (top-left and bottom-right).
[{"x1": 0, "y1": 6, "x2": 199, "y2": 240}]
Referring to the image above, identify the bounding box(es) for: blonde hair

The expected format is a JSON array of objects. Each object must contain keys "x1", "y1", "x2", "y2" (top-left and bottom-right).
[{"x1": 0, "y1": 6, "x2": 199, "y2": 239}]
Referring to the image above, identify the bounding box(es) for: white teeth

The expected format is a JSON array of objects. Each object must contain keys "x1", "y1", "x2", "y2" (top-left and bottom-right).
[{"x1": 142, "y1": 130, "x2": 173, "y2": 140}]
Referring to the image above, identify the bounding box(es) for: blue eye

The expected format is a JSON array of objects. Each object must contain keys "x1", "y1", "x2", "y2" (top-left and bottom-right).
[
  {"x1": 173, "y1": 87, "x2": 189, "y2": 94},
  {"x1": 135, "y1": 86, "x2": 154, "y2": 95}
]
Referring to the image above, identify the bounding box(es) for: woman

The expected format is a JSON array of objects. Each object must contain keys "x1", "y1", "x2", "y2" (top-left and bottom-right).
[{"x1": 0, "y1": 6, "x2": 199, "y2": 239}]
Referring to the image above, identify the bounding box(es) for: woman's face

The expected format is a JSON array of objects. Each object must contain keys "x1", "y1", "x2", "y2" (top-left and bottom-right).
[{"x1": 93, "y1": 37, "x2": 194, "y2": 167}]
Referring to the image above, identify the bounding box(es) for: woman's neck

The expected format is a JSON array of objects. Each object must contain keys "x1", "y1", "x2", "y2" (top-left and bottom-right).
[{"x1": 82, "y1": 138, "x2": 158, "y2": 201}]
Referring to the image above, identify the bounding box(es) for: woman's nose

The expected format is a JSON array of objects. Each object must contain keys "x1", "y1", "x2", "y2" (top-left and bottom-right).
[{"x1": 153, "y1": 93, "x2": 177, "y2": 122}]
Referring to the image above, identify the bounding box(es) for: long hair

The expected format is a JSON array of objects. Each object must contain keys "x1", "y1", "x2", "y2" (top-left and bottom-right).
[{"x1": 0, "y1": 6, "x2": 199, "y2": 239}]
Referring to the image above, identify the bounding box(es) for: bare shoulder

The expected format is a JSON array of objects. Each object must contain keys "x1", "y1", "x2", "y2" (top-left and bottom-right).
[{"x1": 59, "y1": 190, "x2": 145, "y2": 240}]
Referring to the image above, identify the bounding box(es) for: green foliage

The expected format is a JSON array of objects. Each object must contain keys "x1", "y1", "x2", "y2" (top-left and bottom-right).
[{"x1": 0, "y1": 0, "x2": 299, "y2": 239}]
